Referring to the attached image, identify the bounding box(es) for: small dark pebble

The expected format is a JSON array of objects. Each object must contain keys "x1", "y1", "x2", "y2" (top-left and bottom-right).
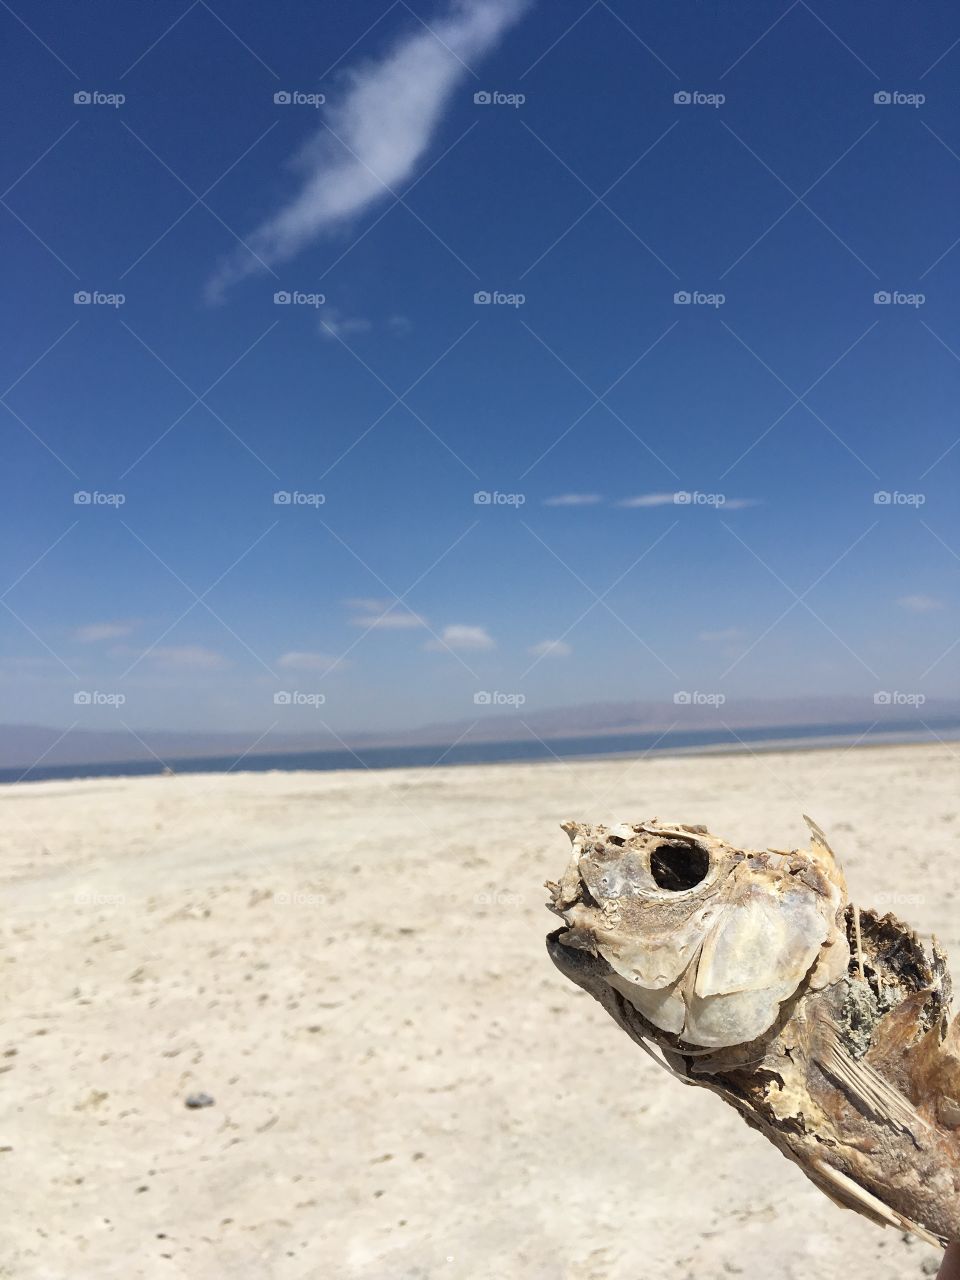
[{"x1": 184, "y1": 1093, "x2": 215, "y2": 1109}]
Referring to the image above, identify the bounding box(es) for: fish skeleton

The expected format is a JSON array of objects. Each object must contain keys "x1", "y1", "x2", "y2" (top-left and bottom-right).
[{"x1": 545, "y1": 816, "x2": 960, "y2": 1246}]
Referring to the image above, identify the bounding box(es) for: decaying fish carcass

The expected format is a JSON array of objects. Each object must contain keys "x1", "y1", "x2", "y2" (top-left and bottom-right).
[{"x1": 545, "y1": 817, "x2": 960, "y2": 1246}]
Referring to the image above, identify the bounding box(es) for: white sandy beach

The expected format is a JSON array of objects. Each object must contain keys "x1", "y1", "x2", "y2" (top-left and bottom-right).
[{"x1": 1, "y1": 742, "x2": 958, "y2": 1279}]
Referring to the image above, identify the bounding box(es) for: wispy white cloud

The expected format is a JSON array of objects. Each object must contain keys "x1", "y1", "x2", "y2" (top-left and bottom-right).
[
  {"x1": 319, "y1": 308, "x2": 373, "y2": 341},
  {"x1": 347, "y1": 597, "x2": 426, "y2": 629},
  {"x1": 147, "y1": 645, "x2": 225, "y2": 669},
  {"x1": 207, "y1": 0, "x2": 530, "y2": 299},
  {"x1": 528, "y1": 638, "x2": 571, "y2": 657},
  {"x1": 897, "y1": 594, "x2": 943, "y2": 613},
  {"x1": 277, "y1": 650, "x2": 342, "y2": 672},
  {"x1": 616, "y1": 493, "x2": 759, "y2": 510},
  {"x1": 426, "y1": 624, "x2": 495, "y2": 651},
  {"x1": 616, "y1": 493, "x2": 676, "y2": 508},
  {"x1": 73, "y1": 621, "x2": 136, "y2": 643},
  {"x1": 699, "y1": 627, "x2": 744, "y2": 644},
  {"x1": 542, "y1": 493, "x2": 603, "y2": 507}
]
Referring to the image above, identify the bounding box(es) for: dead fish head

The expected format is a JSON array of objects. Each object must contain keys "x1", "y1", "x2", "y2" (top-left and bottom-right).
[{"x1": 546, "y1": 818, "x2": 848, "y2": 1050}]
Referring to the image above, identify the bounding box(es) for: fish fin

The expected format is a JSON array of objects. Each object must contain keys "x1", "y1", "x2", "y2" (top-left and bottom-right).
[
  {"x1": 812, "y1": 1161, "x2": 945, "y2": 1246},
  {"x1": 803, "y1": 814, "x2": 837, "y2": 859},
  {"x1": 816, "y1": 1021, "x2": 931, "y2": 1148}
]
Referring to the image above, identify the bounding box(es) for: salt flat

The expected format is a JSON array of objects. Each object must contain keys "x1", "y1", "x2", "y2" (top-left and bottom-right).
[{"x1": 0, "y1": 743, "x2": 957, "y2": 1279}]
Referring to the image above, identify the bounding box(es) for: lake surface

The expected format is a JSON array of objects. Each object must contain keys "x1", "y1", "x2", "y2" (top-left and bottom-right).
[{"x1": 3, "y1": 717, "x2": 959, "y2": 784}]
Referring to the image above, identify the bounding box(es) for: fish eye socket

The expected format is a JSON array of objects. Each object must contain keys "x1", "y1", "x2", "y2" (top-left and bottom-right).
[{"x1": 650, "y1": 842, "x2": 710, "y2": 891}]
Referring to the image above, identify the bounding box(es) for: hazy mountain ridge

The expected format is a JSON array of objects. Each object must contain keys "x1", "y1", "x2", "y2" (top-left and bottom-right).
[{"x1": 3, "y1": 696, "x2": 958, "y2": 769}]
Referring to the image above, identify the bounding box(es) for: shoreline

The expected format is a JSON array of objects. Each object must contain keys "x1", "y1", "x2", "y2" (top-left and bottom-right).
[{"x1": 2, "y1": 719, "x2": 958, "y2": 787}]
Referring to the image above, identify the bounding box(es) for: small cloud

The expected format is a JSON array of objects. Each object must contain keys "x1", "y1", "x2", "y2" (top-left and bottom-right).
[
  {"x1": 277, "y1": 651, "x2": 342, "y2": 672},
  {"x1": 73, "y1": 621, "x2": 135, "y2": 643},
  {"x1": 346, "y1": 597, "x2": 425, "y2": 629},
  {"x1": 897, "y1": 594, "x2": 943, "y2": 613},
  {"x1": 148, "y1": 645, "x2": 225, "y2": 669},
  {"x1": 355, "y1": 612, "x2": 425, "y2": 630},
  {"x1": 699, "y1": 628, "x2": 744, "y2": 644},
  {"x1": 320, "y1": 309, "x2": 372, "y2": 341},
  {"x1": 345, "y1": 597, "x2": 387, "y2": 613},
  {"x1": 723, "y1": 498, "x2": 761, "y2": 511},
  {"x1": 426, "y1": 624, "x2": 495, "y2": 651},
  {"x1": 616, "y1": 493, "x2": 676, "y2": 508},
  {"x1": 387, "y1": 314, "x2": 412, "y2": 336},
  {"x1": 542, "y1": 493, "x2": 603, "y2": 507},
  {"x1": 346, "y1": 597, "x2": 426, "y2": 629},
  {"x1": 528, "y1": 639, "x2": 571, "y2": 658}
]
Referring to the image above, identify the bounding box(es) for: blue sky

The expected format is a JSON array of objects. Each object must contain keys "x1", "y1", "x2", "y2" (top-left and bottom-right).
[{"x1": 2, "y1": 0, "x2": 959, "y2": 736}]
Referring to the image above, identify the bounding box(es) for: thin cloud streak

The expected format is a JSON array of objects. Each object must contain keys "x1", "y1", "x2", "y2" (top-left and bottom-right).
[
  {"x1": 207, "y1": 0, "x2": 530, "y2": 299},
  {"x1": 146, "y1": 645, "x2": 226, "y2": 669},
  {"x1": 528, "y1": 638, "x2": 571, "y2": 657},
  {"x1": 616, "y1": 493, "x2": 676, "y2": 508},
  {"x1": 542, "y1": 493, "x2": 603, "y2": 507},
  {"x1": 897, "y1": 594, "x2": 943, "y2": 613},
  {"x1": 277, "y1": 651, "x2": 343, "y2": 672},
  {"x1": 426, "y1": 624, "x2": 494, "y2": 651},
  {"x1": 73, "y1": 621, "x2": 136, "y2": 643}
]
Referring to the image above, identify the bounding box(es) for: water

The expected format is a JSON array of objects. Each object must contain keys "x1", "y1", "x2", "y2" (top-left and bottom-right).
[{"x1": 3, "y1": 717, "x2": 959, "y2": 784}]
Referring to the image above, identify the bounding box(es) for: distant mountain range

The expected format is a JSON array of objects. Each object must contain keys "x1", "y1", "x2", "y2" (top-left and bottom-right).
[{"x1": 2, "y1": 696, "x2": 959, "y2": 770}]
